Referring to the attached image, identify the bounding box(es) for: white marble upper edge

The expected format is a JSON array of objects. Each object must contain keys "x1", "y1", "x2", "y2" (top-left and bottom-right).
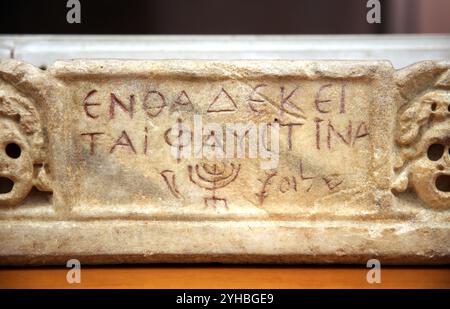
[{"x1": 0, "y1": 34, "x2": 449, "y2": 69}]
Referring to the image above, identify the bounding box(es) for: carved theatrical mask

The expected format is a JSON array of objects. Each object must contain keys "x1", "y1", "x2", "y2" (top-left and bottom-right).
[
  {"x1": 408, "y1": 126, "x2": 450, "y2": 209},
  {"x1": 394, "y1": 85, "x2": 450, "y2": 210},
  {"x1": 0, "y1": 118, "x2": 34, "y2": 206}
]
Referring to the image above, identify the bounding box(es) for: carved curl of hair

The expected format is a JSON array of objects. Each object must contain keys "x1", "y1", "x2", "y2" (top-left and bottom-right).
[{"x1": 396, "y1": 70, "x2": 449, "y2": 158}]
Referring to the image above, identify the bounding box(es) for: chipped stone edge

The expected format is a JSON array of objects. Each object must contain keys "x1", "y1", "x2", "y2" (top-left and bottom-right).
[{"x1": 0, "y1": 220, "x2": 449, "y2": 265}]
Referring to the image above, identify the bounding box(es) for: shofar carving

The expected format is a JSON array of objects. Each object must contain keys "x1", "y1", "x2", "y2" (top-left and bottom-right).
[{"x1": 0, "y1": 59, "x2": 448, "y2": 265}]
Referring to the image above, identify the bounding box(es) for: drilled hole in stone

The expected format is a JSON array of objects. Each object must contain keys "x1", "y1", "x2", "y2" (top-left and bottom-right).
[
  {"x1": 431, "y1": 102, "x2": 437, "y2": 111},
  {"x1": 436, "y1": 175, "x2": 450, "y2": 192},
  {"x1": 427, "y1": 143, "x2": 444, "y2": 161},
  {"x1": 0, "y1": 177, "x2": 14, "y2": 194},
  {"x1": 5, "y1": 143, "x2": 21, "y2": 159}
]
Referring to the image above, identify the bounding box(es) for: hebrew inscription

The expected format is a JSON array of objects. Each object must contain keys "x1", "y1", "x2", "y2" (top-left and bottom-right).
[{"x1": 0, "y1": 59, "x2": 448, "y2": 264}]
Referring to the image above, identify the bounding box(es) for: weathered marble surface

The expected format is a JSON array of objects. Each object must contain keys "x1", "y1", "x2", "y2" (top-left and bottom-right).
[{"x1": 0, "y1": 59, "x2": 448, "y2": 265}]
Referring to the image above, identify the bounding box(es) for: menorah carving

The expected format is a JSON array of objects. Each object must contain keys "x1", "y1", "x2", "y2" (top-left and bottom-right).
[{"x1": 188, "y1": 162, "x2": 241, "y2": 209}]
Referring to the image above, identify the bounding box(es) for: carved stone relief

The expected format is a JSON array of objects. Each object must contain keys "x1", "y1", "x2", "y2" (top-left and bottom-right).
[
  {"x1": 393, "y1": 69, "x2": 450, "y2": 209},
  {"x1": 0, "y1": 74, "x2": 52, "y2": 207},
  {"x1": 0, "y1": 59, "x2": 448, "y2": 264}
]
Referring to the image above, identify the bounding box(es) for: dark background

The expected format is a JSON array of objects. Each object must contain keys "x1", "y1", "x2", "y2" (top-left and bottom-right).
[{"x1": 0, "y1": 0, "x2": 449, "y2": 34}]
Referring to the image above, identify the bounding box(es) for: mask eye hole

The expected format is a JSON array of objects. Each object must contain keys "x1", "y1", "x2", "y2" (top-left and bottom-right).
[
  {"x1": 427, "y1": 143, "x2": 444, "y2": 161},
  {"x1": 5, "y1": 143, "x2": 21, "y2": 159},
  {"x1": 431, "y1": 102, "x2": 437, "y2": 111}
]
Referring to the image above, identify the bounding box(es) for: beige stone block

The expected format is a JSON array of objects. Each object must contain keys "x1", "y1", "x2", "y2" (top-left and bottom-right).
[{"x1": 0, "y1": 59, "x2": 449, "y2": 264}]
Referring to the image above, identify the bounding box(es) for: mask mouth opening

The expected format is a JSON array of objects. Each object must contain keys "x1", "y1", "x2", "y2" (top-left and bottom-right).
[
  {"x1": 0, "y1": 177, "x2": 14, "y2": 194},
  {"x1": 435, "y1": 174, "x2": 450, "y2": 192}
]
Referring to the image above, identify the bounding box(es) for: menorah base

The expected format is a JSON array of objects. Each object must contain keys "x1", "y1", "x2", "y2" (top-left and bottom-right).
[{"x1": 204, "y1": 197, "x2": 228, "y2": 210}]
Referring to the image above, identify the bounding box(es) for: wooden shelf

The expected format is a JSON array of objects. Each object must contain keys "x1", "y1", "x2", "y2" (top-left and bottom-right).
[{"x1": 1, "y1": 266, "x2": 449, "y2": 289}]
